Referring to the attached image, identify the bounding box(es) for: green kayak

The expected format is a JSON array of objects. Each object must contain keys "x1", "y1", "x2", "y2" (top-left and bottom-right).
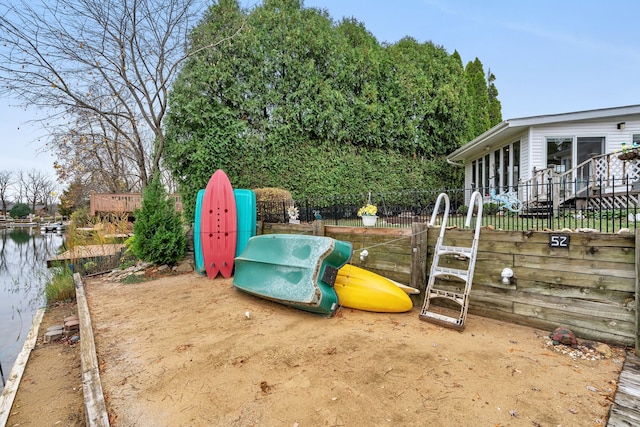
[{"x1": 233, "y1": 234, "x2": 352, "y2": 317}]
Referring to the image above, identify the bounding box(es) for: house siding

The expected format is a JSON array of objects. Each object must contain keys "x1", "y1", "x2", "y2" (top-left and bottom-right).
[
  {"x1": 464, "y1": 162, "x2": 473, "y2": 190},
  {"x1": 528, "y1": 118, "x2": 640, "y2": 172},
  {"x1": 520, "y1": 131, "x2": 530, "y2": 181},
  {"x1": 454, "y1": 107, "x2": 640, "y2": 205}
]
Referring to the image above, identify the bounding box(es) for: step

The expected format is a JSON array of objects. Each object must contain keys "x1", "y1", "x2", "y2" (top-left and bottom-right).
[
  {"x1": 431, "y1": 266, "x2": 469, "y2": 282},
  {"x1": 425, "y1": 288, "x2": 465, "y2": 305},
  {"x1": 436, "y1": 245, "x2": 472, "y2": 258},
  {"x1": 418, "y1": 310, "x2": 465, "y2": 330}
]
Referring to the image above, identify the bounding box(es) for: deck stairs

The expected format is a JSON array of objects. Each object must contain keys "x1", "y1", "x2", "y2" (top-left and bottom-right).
[
  {"x1": 518, "y1": 154, "x2": 640, "y2": 216},
  {"x1": 419, "y1": 191, "x2": 483, "y2": 330}
]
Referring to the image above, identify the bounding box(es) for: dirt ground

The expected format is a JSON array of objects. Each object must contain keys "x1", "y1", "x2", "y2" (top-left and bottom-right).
[
  {"x1": 6, "y1": 301, "x2": 85, "y2": 426},
  {"x1": 6, "y1": 270, "x2": 628, "y2": 427}
]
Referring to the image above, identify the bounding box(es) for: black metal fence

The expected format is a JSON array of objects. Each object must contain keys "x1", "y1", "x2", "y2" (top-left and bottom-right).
[{"x1": 257, "y1": 176, "x2": 640, "y2": 233}]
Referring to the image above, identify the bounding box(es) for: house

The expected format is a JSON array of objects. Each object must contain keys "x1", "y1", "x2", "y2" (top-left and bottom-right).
[{"x1": 447, "y1": 104, "x2": 640, "y2": 210}]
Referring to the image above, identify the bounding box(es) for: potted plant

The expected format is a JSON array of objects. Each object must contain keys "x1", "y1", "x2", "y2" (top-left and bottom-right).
[
  {"x1": 358, "y1": 203, "x2": 378, "y2": 226},
  {"x1": 618, "y1": 142, "x2": 640, "y2": 161}
]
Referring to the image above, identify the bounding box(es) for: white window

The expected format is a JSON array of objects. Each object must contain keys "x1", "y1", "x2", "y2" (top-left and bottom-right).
[{"x1": 471, "y1": 140, "x2": 520, "y2": 194}]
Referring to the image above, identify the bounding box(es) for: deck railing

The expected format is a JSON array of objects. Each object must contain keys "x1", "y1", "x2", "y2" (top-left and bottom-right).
[
  {"x1": 520, "y1": 151, "x2": 640, "y2": 207},
  {"x1": 257, "y1": 178, "x2": 640, "y2": 233},
  {"x1": 90, "y1": 157, "x2": 640, "y2": 234},
  {"x1": 90, "y1": 193, "x2": 182, "y2": 216}
]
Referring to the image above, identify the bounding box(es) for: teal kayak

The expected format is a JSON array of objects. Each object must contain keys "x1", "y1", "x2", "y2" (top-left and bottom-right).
[
  {"x1": 233, "y1": 234, "x2": 352, "y2": 317},
  {"x1": 234, "y1": 189, "x2": 256, "y2": 257},
  {"x1": 194, "y1": 189, "x2": 205, "y2": 275}
]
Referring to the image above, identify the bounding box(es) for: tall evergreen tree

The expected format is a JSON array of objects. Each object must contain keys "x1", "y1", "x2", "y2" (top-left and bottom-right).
[
  {"x1": 465, "y1": 58, "x2": 491, "y2": 138},
  {"x1": 487, "y1": 68, "x2": 503, "y2": 125}
]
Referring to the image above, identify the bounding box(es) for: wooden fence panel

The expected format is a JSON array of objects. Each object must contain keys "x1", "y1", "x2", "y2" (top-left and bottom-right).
[{"x1": 257, "y1": 221, "x2": 637, "y2": 346}]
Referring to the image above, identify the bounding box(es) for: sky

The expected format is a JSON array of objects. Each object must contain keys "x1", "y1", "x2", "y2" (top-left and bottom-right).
[{"x1": 1, "y1": 0, "x2": 639, "y2": 180}]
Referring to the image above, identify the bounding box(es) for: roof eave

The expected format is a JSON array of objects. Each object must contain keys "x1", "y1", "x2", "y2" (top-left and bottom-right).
[{"x1": 447, "y1": 121, "x2": 511, "y2": 162}]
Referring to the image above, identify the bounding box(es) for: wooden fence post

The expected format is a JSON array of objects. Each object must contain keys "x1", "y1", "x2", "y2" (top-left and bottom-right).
[
  {"x1": 635, "y1": 228, "x2": 640, "y2": 356},
  {"x1": 312, "y1": 220, "x2": 325, "y2": 236},
  {"x1": 410, "y1": 222, "x2": 428, "y2": 304}
]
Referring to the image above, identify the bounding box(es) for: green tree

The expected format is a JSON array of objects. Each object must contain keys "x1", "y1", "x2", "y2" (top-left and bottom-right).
[
  {"x1": 487, "y1": 68, "x2": 503, "y2": 125},
  {"x1": 130, "y1": 174, "x2": 185, "y2": 265},
  {"x1": 59, "y1": 178, "x2": 90, "y2": 218},
  {"x1": 10, "y1": 203, "x2": 31, "y2": 219},
  {"x1": 164, "y1": 1, "x2": 494, "y2": 206},
  {"x1": 465, "y1": 58, "x2": 491, "y2": 138}
]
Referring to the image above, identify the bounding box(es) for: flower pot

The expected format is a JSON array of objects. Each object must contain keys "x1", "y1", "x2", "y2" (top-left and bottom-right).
[
  {"x1": 361, "y1": 215, "x2": 378, "y2": 227},
  {"x1": 618, "y1": 151, "x2": 639, "y2": 161}
]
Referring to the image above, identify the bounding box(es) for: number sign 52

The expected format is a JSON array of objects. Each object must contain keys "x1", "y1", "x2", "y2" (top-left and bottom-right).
[{"x1": 549, "y1": 234, "x2": 570, "y2": 248}]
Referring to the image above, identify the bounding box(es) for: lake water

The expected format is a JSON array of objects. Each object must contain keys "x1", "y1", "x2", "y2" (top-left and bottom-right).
[{"x1": 0, "y1": 226, "x2": 64, "y2": 392}]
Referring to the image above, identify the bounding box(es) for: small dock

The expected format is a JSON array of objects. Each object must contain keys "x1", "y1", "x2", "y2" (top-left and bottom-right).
[
  {"x1": 607, "y1": 351, "x2": 640, "y2": 426},
  {"x1": 47, "y1": 244, "x2": 125, "y2": 268},
  {"x1": 0, "y1": 222, "x2": 39, "y2": 229}
]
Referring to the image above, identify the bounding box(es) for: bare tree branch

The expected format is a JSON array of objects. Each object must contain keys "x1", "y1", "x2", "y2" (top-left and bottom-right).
[{"x1": 0, "y1": 0, "x2": 223, "y2": 190}]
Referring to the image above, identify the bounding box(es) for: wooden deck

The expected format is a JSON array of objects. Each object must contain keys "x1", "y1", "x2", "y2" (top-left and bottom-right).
[
  {"x1": 607, "y1": 351, "x2": 640, "y2": 426},
  {"x1": 47, "y1": 244, "x2": 125, "y2": 267},
  {"x1": 90, "y1": 193, "x2": 182, "y2": 216}
]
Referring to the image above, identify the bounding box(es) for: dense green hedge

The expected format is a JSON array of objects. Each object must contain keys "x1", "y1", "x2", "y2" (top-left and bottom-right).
[{"x1": 164, "y1": 0, "x2": 495, "y2": 220}]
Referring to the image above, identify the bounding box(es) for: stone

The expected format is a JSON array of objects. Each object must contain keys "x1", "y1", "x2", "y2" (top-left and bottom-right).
[
  {"x1": 64, "y1": 319, "x2": 80, "y2": 333},
  {"x1": 175, "y1": 260, "x2": 194, "y2": 273},
  {"x1": 44, "y1": 329, "x2": 63, "y2": 343},
  {"x1": 595, "y1": 343, "x2": 613, "y2": 358},
  {"x1": 549, "y1": 326, "x2": 578, "y2": 348}
]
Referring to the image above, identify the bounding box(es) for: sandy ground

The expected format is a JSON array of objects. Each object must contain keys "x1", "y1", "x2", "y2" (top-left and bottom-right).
[{"x1": 75, "y1": 271, "x2": 627, "y2": 427}]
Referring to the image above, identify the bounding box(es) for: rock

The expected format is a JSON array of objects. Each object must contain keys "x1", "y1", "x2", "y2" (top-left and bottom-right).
[
  {"x1": 595, "y1": 343, "x2": 613, "y2": 358},
  {"x1": 576, "y1": 228, "x2": 599, "y2": 233},
  {"x1": 44, "y1": 329, "x2": 64, "y2": 343},
  {"x1": 549, "y1": 326, "x2": 578, "y2": 348},
  {"x1": 175, "y1": 260, "x2": 194, "y2": 273},
  {"x1": 64, "y1": 319, "x2": 80, "y2": 333}
]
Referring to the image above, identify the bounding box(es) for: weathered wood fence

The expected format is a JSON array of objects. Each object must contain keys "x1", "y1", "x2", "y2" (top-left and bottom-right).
[{"x1": 259, "y1": 221, "x2": 638, "y2": 351}]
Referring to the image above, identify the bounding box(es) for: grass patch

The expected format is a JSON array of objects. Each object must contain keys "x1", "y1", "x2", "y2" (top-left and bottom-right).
[
  {"x1": 121, "y1": 273, "x2": 147, "y2": 284},
  {"x1": 45, "y1": 265, "x2": 76, "y2": 303}
]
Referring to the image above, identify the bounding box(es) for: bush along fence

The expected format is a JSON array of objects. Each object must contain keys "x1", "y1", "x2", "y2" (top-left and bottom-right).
[
  {"x1": 258, "y1": 176, "x2": 640, "y2": 233},
  {"x1": 258, "y1": 221, "x2": 639, "y2": 352}
]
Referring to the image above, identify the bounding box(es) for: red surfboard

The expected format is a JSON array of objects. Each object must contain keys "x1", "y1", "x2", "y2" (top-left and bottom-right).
[{"x1": 201, "y1": 169, "x2": 237, "y2": 278}]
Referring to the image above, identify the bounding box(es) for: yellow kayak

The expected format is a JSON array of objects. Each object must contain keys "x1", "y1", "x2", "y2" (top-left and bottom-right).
[{"x1": 335, "y1": 264, "x2": 414, "y2": 313}]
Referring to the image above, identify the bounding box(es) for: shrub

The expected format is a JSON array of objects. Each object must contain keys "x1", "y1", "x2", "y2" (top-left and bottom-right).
[
  {"x1": 10, "y1": 203, "x2": 31, "y2": 219},
  {"x1": 70, "y1": 206, "x2": 91, "y2": 227},
  {"x1": 119, "y1": 241, "x2": 140, "y2": 269},
  {"x1": 253, "y1": 187, "x2": 293, "y2": 203},
  {"x1": 130, "y1": 174, "x2": 186, "y2": 265},
  {"x1": 456, "y1": 205, "x2": 468, "y2": 215},
  {"x1": 483, "y1": 202, "x2": 500, "y2": 216},
  {"x1": 45, "y1": 265, "x2": 75, "y2": 303}
]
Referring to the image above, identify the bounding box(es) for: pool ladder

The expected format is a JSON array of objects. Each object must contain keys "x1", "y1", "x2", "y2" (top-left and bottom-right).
[{"x1": 419, "y1": 191, "x2": 483, "y2": 330}]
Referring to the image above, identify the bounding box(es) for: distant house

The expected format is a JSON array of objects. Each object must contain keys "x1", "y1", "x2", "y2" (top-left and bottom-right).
[{"x1": 447, "y1": 104, "x2": 640, "y2": 208}]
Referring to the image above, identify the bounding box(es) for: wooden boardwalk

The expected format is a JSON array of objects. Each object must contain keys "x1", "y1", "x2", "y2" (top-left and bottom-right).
[
  {"x1": 46, "y1": 244, "x2": 125, "y2": 267},
  {"x1": 607, "y1": 351, "x2": 640, "y2": 426}
]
